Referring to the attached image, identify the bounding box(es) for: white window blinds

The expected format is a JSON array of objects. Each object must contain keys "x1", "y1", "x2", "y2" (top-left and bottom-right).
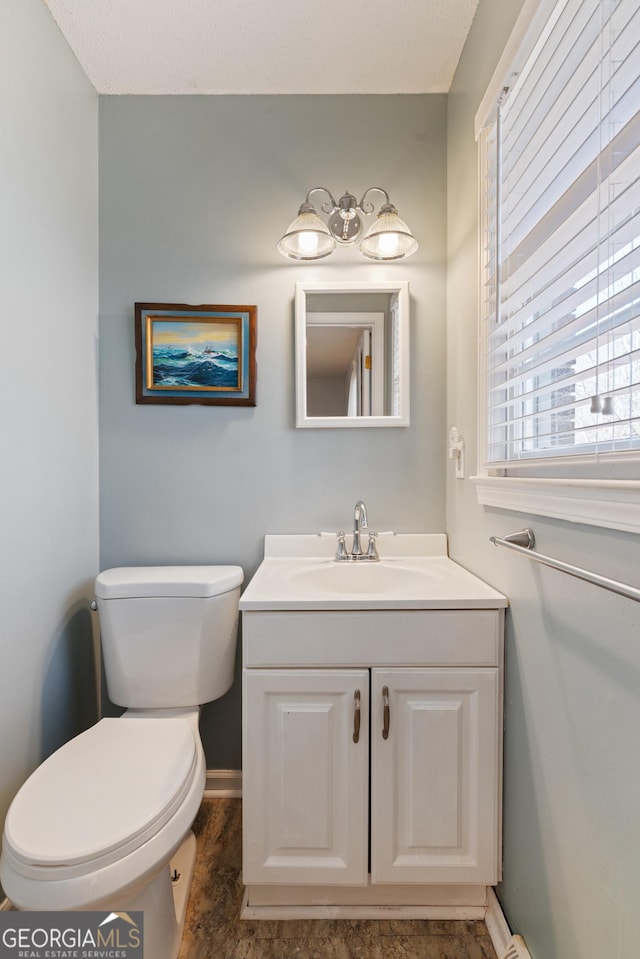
[{"x1": 480, "y1": 0, "x2": 640, "y2": 468}]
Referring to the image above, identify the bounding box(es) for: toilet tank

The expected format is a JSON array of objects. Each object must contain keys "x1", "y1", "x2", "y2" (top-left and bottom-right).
[{"x1": 94, "y1": 566, "x2": 244, "y2": 709}]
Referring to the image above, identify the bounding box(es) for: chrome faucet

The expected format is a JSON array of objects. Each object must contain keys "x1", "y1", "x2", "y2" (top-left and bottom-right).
[
  {"x1": 335, "y1": 500, "x2": 379, "y2": 562},
  {"x1": 352, "y1": 500, "x2": 368, "y2": 556}
]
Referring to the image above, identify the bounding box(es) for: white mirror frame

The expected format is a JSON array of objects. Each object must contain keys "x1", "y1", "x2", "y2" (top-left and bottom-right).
[{"x1": 295, "y1": 280, "x2": 410, "y2": 428}]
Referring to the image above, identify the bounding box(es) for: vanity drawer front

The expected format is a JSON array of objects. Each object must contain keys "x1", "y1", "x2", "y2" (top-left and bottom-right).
[{"x1": 243, "y1": 609, "x2": 502, "y2": 667}]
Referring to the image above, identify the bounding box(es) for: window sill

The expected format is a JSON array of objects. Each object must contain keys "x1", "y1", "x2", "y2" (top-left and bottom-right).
[{"x1": 471, "y1": 476, "x2": 640, "y2": 535}]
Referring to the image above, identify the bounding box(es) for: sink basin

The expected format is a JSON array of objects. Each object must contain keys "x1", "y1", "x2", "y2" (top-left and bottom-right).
[
  {"x1": 289, "y1": 561, "x2": 436, "y2": 595},
  {"x1": 239, "y1": 534, "x2": 509, "y2": 611}
]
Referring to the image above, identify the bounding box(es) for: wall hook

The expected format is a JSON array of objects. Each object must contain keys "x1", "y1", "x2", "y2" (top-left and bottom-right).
[{"x1": 448, "y1": 427, "x2": 465, "y2": 479}]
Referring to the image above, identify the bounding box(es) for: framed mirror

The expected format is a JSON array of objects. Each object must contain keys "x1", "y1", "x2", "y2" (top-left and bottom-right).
[{"x1": 295, "y1": 281, "x2": 410, "y2": 428}]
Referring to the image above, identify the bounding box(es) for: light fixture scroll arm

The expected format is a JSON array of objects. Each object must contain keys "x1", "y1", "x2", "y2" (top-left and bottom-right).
[
  {"x1": 357, "y1": 187, "x2": 391, "y2": 215},
  {"x1": 305, "y1": 187, "x2": 339, "y2": 215}
]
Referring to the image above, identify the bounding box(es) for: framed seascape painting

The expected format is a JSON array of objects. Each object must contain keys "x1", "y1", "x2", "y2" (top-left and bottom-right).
[{"x1": 134, "y1": 303, "x2": 257, "y2": 406}]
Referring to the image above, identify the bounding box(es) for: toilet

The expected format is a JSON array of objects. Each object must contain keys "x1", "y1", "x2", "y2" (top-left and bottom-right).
[{"x1": 0, "y1": 565, "x2": 243, "y2": 959}]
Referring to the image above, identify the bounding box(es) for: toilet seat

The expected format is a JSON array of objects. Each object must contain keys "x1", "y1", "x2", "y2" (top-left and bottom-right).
[{"x1": 3, "y1": 717, "x2": 198, "y2": 881}]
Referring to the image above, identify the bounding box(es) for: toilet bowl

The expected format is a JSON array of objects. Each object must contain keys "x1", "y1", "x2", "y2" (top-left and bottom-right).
[{"x1": 0, "y1": 565, "x2": 243, "y2": 959}]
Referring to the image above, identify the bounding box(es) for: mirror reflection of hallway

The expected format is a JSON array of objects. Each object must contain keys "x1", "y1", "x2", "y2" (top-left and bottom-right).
[{"x1": 306, "y1": 314, "x2": 383, "y2": 417}]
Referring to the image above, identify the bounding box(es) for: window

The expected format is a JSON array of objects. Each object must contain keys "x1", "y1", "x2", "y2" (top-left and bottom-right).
[
  {"x1": 474, "y1": 0, "x2": 640, "y2": 533},
  {"x1": 480, "y1": 0, "x2": 639, "y2": 467}
]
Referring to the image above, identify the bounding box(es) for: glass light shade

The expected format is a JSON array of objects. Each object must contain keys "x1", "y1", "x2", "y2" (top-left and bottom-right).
[
  {"x1": 277, "y1": 211, "x2": 336, "y2": 260},
  {"x1": 359, "y1": 211, "x2": 419, "y2": 261}
]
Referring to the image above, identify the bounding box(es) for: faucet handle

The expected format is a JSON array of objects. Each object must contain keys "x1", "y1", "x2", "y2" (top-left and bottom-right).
[
  {"x1": 366, "y1": 530, "x2": 379, "y2": 561},
  {"x1": 335, "y1": 531, "x2": 349, "y2": 561}
]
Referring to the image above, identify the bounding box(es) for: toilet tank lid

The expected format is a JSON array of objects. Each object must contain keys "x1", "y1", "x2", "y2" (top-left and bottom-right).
[{"x1": 95, "y1": 565, "x2": 244, "y2": 599}]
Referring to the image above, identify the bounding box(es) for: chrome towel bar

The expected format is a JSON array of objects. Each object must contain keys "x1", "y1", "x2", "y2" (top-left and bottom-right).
[{"x1": 490, "y1": 528, "x2": 640, "y2": 604}]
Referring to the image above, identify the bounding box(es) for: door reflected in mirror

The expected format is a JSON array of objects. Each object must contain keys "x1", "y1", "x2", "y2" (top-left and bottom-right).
[
  {"x1": 306, "y1": 313, "x2": 385, "y2": 417},
  {"x1": 295, "y1": 282, "x2": 410, "y2": 428}
]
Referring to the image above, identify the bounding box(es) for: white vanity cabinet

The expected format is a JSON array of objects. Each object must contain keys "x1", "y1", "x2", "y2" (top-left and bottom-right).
[
  {"x1": 243, "y1": 663, "x2": 499, "y2": 888},
  {"x1": 239, "y1": 534, "x2": 507, "y2": 918}
]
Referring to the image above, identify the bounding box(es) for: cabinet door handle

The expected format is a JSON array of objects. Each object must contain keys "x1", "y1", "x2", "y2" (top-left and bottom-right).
[
  {"x1": 353, "y1": 689, "x2": 361, "y2": 743},
  {"x1": 382, "y1": 685, "x2": 390, "y2": 740}
]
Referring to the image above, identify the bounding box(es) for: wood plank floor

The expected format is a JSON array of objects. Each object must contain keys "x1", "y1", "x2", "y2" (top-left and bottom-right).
[{"x1": 178, "y1": 799, "x2": 498, "y2": 959}]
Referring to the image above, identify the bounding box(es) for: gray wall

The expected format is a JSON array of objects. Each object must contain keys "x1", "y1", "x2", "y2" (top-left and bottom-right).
[
  {"x1": 98, "y1": 94, "x2": 447, "y2": 767},
  {"x1": 0, "y1": 0, "x2": 99, "y2": 868},
  {"x1": 447, "y1": 2, "x2": 640, "y2": 958}
]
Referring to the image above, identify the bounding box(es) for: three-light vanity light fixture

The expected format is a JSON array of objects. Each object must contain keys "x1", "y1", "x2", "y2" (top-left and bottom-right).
[{"x1": 277, "y1": 186, "x2": 419, "y2": 262}]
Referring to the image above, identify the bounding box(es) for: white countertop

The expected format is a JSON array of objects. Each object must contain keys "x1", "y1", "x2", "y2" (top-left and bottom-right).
[{"x1": 240, "y1": 534, "x2": 508, "y2": 611}]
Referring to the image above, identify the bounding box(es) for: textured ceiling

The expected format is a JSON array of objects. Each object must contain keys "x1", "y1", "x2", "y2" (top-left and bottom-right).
[{"x1": 43, "y1": 0, "x2": 479, "y2": 95}]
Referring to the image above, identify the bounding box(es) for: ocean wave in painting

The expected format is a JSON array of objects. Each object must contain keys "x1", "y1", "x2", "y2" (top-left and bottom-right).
[{"x1": 152, "y1": 345, "x2": 238, "y2": 389}]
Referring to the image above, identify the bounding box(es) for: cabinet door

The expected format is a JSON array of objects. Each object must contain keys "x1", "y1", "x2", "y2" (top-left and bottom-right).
[
  {"x1": 371, "y1": 667, "x2": 499, "y2": 884},
  {"x1": 243, "y1": 669, "x2": 369, "y2": 885}
]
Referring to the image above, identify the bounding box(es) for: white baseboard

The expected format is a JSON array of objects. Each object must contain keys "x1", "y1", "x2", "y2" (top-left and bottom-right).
[
  {"x1": 239, "y1": 883, "x2": 525, "y2": 934},
  {"x1": 486, "y1": 887, "x2": 517, "y2": 957},
  {"x1": 242, "y1": 900, "x2": 485, "y2": 921},
  {"x1": 243, "y1": 881, "x2": 487, "y2": 918},
  {"x1": 204, "y1": 769, "x2": 242, "y2": 798}
]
